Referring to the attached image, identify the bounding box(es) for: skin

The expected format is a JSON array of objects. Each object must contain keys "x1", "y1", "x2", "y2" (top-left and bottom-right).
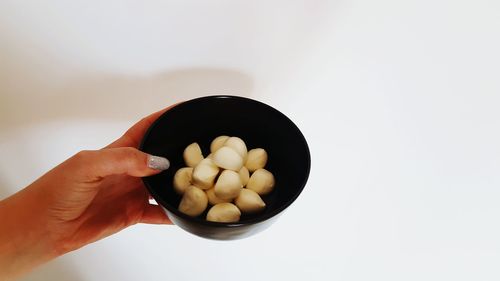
[{"x1": 0, "y1": 107, "x2": 173, "y2": 280}]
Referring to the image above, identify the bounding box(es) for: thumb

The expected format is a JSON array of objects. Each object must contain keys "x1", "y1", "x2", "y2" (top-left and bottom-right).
[{"x1": 69, "y1": 147, "x2": 170, "y2": 182}]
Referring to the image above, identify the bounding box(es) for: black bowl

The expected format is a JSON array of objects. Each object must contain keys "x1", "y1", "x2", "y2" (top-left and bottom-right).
[{"x1": 140, "y1": 95, "x2": 311, "y2": 240}]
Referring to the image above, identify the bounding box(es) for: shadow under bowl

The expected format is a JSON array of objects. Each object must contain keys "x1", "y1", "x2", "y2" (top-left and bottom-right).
[{"x1": 140, "y1": 95, "x2": 311, "y2": 240}]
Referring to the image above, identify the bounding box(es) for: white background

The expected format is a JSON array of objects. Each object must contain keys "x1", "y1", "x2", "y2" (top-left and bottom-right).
[{"x1": 1, "y1": 1, "x2": 499, "y2": 280}]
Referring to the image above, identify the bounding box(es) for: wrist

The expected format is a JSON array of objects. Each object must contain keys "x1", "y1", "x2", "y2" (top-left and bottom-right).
[{"x1": 0, "y1": 185, "x2": 58, "y2": 279}]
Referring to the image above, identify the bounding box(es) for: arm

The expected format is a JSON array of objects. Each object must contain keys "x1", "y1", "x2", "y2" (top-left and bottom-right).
[
  {"x1": 0, "y1": 108, "x2": 172, "y2": 280},
  {"x1": 0, "y1": 184, "x2": 56, "y2": 279}
]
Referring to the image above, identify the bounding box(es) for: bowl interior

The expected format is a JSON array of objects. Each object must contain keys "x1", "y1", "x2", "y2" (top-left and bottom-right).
[{"x1": 141, "y1": 96, "x2": 310, "y2": 225}]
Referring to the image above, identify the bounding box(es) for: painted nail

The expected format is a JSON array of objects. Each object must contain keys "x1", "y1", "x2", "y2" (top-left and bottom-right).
[{"x1": 147, "y1": 155, "x2": 170, "y2": 170}]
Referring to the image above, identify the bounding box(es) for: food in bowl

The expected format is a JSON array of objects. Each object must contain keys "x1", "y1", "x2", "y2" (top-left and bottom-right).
[{"x1": 172, "y1": 136, "x2": 275, "y2": 222}]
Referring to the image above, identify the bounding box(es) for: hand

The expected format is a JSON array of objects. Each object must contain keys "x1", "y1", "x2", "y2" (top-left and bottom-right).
[{"x1": 0, "y1": 108, "x2": 173, "y2": 280}]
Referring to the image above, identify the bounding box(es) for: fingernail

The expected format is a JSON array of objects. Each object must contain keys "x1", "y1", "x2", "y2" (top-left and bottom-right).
[{"x1": 147, "y1": 155, "x2": 170, "y2": 170}]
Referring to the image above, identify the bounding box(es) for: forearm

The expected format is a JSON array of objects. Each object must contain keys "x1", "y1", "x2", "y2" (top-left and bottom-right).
[{"x1": 0, "y1": 185, "x2": 57, "y2": 280}]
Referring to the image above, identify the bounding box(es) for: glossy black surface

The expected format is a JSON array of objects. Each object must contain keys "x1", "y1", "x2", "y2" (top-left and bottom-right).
[{"x1": 140, "y1": 95, "x2": 311, "y2": 240}]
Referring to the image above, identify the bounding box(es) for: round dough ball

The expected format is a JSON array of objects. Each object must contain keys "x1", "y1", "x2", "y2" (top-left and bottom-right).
[
  {"x1": 179, "y1": 186, "x2": 208, "y2": 217},
  {"x1": 206, "y1": 203, "x2": 241, "y2": 223},
  {"x1": 238, "y1": 166, "x2": 250, "y2": 187},
  {"x1": 245, "y1": 148, "x2": 268, "y2": 172},
  {"x1": 173, "y1": 167, "x2": 193, "y2": 194},
  {"x1": 214, "y1": 170, "x2": 243, "y2": 200},
  {"x1": 206, "y1": 188, "x2": 231, "y2": 205},
  {"x1": 223, "y1": 137, "x2": 247, "y2": 160},
  {"x1": 212, "y1": 146, "x2": 244, "y2": 171},
  {"x1": 235, "y1": 189, "x2": 266, "y2": 213},
  {"x1": 210, "y1": 135, "x2": 230, "y2": 153},
  {"x1": 192, "y1": 158, "x2": 219, "y2": 189},
  {"x1": 183, "y1": 142, "x2": 204, "y2": 167},
  {"x1": 246, "y1": 169, "x2": 275, "y2": 195}
]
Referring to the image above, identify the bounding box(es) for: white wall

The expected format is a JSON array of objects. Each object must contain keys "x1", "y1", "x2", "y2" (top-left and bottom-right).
[{"x1": 1, "y1": 1, "x2": 499, "y2": 280}]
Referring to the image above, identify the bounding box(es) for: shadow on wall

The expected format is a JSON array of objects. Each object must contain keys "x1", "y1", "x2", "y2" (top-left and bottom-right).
[
  {"x1": 20, "y1": 259, "x2": 84, "y2": 281},
  {"x1": 0, "y1": 68, "x2": 254, "y2": 280},
  {"x1": 0, "y1": 67, "x2": 253, "y2": 281},
  {"x1": 0, "y1": 68, "x2": 254, "y2": 132},
  {"x1": 0, "y1": 20, "x2": 253, "y2": 280},
  {"x1": 0, "y1": 176, "x2": 13, "y2": 201}
]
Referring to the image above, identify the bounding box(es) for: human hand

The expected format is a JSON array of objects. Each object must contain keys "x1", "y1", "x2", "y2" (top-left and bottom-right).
[{"x1": 0, "y1": 108, "x2": 173, "y2": 280}]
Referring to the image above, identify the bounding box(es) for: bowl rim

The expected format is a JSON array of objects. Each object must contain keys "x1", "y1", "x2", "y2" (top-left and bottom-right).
[{"x1": 140, "y1": 95, "x2": 311, "y2": 227}]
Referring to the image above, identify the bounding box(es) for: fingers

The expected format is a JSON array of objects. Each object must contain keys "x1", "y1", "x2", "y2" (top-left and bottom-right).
[
  {"x1": 70, "y1": 147, "x2": 169, "y2": 182},
  {"x1": 140, "y1": 204, "x2": 172, "y2": 224},
  {"x1": 107, "y1": 104, "x2": 178, "y2": 148}
]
